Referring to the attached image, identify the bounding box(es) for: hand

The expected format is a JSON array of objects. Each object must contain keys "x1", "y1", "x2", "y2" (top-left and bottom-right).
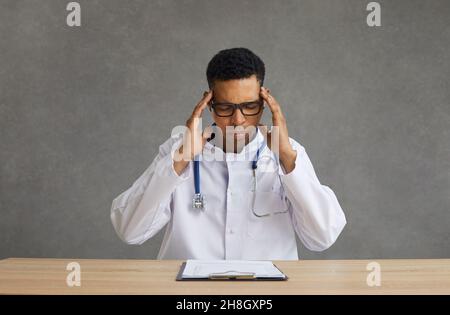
[
  {"x1": 173, "y1": 90, "x2": 213, "y2": 175},
  {"x1": 259, "y1": 87, "x2": 297, "y2": 174}
]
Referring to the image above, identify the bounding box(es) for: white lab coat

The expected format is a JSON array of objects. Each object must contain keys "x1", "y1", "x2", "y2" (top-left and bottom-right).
[{"x1": 110, "y1": 130, "x2": 346, "y2": 260}]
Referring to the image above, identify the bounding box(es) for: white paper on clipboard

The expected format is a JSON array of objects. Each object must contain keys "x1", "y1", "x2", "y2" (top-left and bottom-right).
[{"x1": 181, "y1": 260, "x2": 286, "y2": 279}]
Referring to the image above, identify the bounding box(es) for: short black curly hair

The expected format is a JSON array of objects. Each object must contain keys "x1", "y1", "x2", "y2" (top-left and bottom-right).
[{"x1": 206, "y1": 48, "x2": 265, "y2": 88}]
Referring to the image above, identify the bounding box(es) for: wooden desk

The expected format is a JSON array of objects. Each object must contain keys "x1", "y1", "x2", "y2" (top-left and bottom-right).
[{"x1": 1, "y1": 258, "x2": 449, "y2": 294}]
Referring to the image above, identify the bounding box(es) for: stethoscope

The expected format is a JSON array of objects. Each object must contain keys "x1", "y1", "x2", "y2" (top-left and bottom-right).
[{"x1": 192, "y1": 125, "x2": 288, "y2": 217}]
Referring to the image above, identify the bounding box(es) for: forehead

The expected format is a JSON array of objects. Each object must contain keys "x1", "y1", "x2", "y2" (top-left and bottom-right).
[{"x1": 212, "y1": 75, "x2": 260, "y2": 103}]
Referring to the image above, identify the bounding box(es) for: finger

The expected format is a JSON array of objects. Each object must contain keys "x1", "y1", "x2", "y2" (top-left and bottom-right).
[
  {"x1": 192, "y1": 90, "x2": 212, "y2": 117},
  {"x1": 260, "y1": 87, "x2": 281, "y2": 115},
  {"x1": 192, "y1": 90, "x2": 213, "y2": 118},
  {"x1": 260, "y1": 87, "x2": 278, "y2": 109}
]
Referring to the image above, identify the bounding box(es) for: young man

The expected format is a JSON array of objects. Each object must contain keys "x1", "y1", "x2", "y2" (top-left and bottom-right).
[{"x1": 111, "y1": 48, "x2": 346, "y2": 260}]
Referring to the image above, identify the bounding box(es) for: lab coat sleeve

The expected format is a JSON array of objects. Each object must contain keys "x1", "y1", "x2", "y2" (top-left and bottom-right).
[
  {"x1": 279, "y1": 138, "x2": 347, "y2": 251},
  {"x1": 110, "y1": 134, "x2": 190, "y2": 245}
]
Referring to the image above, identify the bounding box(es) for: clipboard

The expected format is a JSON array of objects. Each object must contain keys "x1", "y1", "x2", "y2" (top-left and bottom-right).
[{"x1": 176, "y1": 261, "x2": 288, "y2": 281}]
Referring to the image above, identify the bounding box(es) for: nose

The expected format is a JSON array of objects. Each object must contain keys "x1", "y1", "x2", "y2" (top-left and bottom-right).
[{"x1": 231, "y1": 107, "x2": 246, "y2": 126}]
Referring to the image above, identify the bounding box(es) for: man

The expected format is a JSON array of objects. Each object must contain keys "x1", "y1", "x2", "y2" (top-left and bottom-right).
[{"x1": 111, "y1": 48, "x2": 346, "y2": 260}]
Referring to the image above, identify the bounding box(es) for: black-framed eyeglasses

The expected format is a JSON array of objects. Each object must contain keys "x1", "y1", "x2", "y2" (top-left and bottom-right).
[{"x1": 209, "y1": 99, "x2": 264, "y2": 117}]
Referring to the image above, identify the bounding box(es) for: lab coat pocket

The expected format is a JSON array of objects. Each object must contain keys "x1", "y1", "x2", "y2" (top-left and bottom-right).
[{"x1": 247, "y1": 191, "x2": 291, "y2": 240}]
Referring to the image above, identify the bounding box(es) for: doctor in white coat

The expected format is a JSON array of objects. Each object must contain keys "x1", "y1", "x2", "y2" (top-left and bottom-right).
[{"x1": 111, "y1": 48, "x2": 346, "y2": 260}]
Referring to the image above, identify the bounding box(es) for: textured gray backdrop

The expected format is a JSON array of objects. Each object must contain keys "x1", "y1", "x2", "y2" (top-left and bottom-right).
[{"x1": 1, "y1": 0, "x2": 449, "y2": 260}]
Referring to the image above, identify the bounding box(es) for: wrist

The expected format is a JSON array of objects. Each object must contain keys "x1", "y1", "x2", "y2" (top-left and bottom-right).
[
  {"x1": 279, "y1": 148, "x2": 297, "y2": 174},
  {"x1": 173, "y1": 158, "x2": 189, "y2": 176},
  {"x1": 173, "y1": 145, "x2": 191, "y2": 176}
]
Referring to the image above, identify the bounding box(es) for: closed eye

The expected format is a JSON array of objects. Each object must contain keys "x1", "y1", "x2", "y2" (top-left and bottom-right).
[{"x1": 242, "y1": 102, "x2": 261, "y2": 109}]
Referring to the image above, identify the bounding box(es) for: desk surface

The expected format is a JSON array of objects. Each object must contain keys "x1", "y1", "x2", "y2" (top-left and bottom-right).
[{"x1": 1, "y1": 258, "x2": 449, "y2": 295}]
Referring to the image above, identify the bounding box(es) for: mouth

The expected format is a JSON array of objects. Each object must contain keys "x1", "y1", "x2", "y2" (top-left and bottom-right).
[
  {"x1": 233, "y1": 132, "x2": 247, "y2": 139},
  {"x1": 226, "y1": 126, "x2": 254, "y2": 139}
]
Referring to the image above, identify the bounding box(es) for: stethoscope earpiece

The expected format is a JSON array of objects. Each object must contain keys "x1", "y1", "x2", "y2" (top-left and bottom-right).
[{"x1": 206, "y1": 133, "x2": 215, "y2": 142}]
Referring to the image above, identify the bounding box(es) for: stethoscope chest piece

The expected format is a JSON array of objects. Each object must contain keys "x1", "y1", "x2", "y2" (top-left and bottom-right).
[
  {"x1": 192, "y1": 192, "x2": 206, "y2": 210},
  {"x1": 192, "y1": 159, "x2": 206, "y2": 210}
]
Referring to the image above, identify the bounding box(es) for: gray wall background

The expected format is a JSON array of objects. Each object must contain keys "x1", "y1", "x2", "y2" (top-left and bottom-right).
[{"x1": 1, "y1": 0, "x2": 449, "y2": 260}]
